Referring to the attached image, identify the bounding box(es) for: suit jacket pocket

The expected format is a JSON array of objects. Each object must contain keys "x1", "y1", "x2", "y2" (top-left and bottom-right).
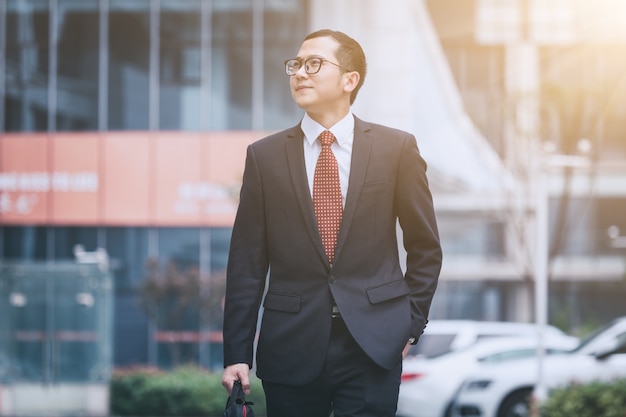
[
  {"x1": 361, "y1": 179, "x2": 387, "y2": 193},
  {"x1": 366, "y1": 279, "x2": 411, "y2": 304},
  {"x1": 263, "y1": 292, "x2": 301, "y2": 313}
]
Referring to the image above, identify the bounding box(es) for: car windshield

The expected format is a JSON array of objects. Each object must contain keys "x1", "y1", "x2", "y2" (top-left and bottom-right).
[
  {"x1": 570, "y1": 320, "x2": 615, "y2": 353},
  {"x1": 478, "y1": 346, "x2": 573, "y2": 364}
]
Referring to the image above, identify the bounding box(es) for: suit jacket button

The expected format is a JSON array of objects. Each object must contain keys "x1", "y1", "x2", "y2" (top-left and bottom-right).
[{"x1": 329, "y1": 276, "x2": 336, "y2": 284}]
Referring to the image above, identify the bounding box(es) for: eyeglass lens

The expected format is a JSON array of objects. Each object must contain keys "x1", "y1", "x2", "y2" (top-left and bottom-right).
[{"x1": 286, "y1": 58, "x2": 322, "y2": 75}]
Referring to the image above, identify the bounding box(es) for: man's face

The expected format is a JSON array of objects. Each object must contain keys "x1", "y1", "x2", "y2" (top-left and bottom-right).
[{"x1": 289, "y1": 36, "x2": 349, "y2": 114}]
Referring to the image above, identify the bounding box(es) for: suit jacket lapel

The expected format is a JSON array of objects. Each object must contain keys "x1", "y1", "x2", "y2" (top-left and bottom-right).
[
  {"x1": 334, "y1": 117, "x2": 372, "y2": 262},
  {"x1": 285, "y1": 125, "x2": 329, "y2": 265}
]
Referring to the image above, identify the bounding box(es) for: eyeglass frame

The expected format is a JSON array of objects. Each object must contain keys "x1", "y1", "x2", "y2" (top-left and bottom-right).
[{"x1": 284, "y1": 56, "x2": 353, "y2": 76}]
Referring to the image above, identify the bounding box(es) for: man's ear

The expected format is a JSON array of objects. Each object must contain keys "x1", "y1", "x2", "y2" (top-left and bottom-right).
[{"x1": 343, "y1": 71, "x2": 360, "y2": 93}]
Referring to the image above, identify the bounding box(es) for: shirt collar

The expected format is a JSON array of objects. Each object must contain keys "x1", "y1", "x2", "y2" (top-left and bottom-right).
[{"x1": 301, "y1": 112, "x2": 354, "y2": 147}]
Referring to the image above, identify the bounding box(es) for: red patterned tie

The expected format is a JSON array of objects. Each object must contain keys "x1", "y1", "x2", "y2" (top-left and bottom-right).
[{"x1": 313, "y1": 130, "x2": 343, "y2": 264}]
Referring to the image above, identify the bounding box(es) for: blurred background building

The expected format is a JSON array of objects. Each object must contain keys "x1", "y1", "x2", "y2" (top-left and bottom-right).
[{"x1": 1, "y1": 0, "x2": 625, "y2": 413}]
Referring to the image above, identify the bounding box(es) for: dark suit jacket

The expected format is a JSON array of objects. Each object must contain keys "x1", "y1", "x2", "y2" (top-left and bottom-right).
[{"x1": 223, "y1": 115, "x2": 442, "y2": 385}]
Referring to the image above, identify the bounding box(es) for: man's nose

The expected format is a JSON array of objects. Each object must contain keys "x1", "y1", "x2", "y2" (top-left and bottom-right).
[{"x1": 295, "y1": 65, "x2": 308, "y2": 77}]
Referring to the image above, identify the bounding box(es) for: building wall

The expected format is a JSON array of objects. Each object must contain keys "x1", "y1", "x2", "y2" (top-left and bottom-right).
[{"x1": 425, "y1": 0, "x2": 626, "y2": 328}]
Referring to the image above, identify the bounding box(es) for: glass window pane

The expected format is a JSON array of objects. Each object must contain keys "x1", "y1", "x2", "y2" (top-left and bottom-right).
[
  {"x1": 595, "y1": 197, "x2": 626, "y2": 251},
  {"x1": 56, "y1": 0, "x2": 99, "y2": 131},
  {"x1": 8, "y1": 272, "x2": 47, "y2": 381},
  {"x1": 108, "y1": 0, "x2": 150, "y2": 130},
  {"x1": 53, "y1": 226, "x2": 98, "y2": 260},
  {"x1": 1, "y1": 226, "x2": 48, "y2": 261},
  {"x1": 114, "y1": 293, "x2": 149, "y2": 366},
  {"x1": 595, "y1": 47, "x2": 626, "y2": 158},
  {"x1": 540, "y1": 45, "x2": 626, "y2": 159},
  {"x1": 144, "y1": 228, "x2": 201, "y2": 368},
  {"x1": 106, "y1": 227, "x2": 149, "y2": 290},
  {"x1": 209, "y1": 226, "x2": 231, "y2": 273},
  {"x1": 53, "y1": 271, "x2": 99, "y2": 381},
  {"x1": 262, "y1": 6, "x2": 307, "y2": 130},
  {"x1": 159, "y1": 0, "x2": 202, "y2": 131},
  {"x1": 105, "y1": 227, "x2": 150, "y2": 366},
  {"x1": 1, "y1": 262, "x2": 112, "y2": 383},
  {"x1": 211, "y1": 4, "x2": 253, "y2": 129},
  {"x1": 5, "y1": 0, "x2": 50, "y2": 132}
]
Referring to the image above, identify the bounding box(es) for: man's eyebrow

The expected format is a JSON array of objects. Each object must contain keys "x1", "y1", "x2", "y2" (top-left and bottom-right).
[{"x1": 296, "y1": 55, "x2": 325, "y2": 60}]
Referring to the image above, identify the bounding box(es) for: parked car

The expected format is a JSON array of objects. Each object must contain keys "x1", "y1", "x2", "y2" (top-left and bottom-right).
[
  {"x1": 396, "y1": 335, "x2": 578, "y2": 417},
  {"x1": 407, "y1": 320, "x2": 577, "y2": 359},
  {"x1": 451, "y1": 316, "x2": 626, "y2": 417}
]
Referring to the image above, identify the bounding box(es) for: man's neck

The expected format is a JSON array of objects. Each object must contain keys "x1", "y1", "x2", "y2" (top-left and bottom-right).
[{"x1": 306, "y1": 107, "x2": 351, "y2": 129}]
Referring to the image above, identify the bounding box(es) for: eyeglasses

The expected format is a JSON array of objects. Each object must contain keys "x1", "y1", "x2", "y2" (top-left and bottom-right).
[{"x1": 284, "y1": 57, "x2": 352, "y2": 76}]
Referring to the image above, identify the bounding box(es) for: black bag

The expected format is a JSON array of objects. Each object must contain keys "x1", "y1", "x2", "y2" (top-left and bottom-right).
[{"x1": 223, "y1": 380, "x2": 255, "y2": 417}]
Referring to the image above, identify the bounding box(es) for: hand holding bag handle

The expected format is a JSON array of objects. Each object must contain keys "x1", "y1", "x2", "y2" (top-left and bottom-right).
[{"x1": 223, "y1": 380, "x2": 255, "y2": 417}]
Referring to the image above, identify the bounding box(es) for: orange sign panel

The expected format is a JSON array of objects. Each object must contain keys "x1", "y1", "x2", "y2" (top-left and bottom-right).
[
  {"x1": 0, "y1": 134, "x2": 51, "y2": 223},
  {"x1": 102, "y1": 132, "x2": 152, "y2": 224},
  {"x1": 0, "y1": 131, "x2": 262, "y2": 226},
  {"x1": 51, "y1": 133, "x2": 100, "y2": 224},
  {"x1": 154, "y1": 132, "x2": 205, "y2": 225}
]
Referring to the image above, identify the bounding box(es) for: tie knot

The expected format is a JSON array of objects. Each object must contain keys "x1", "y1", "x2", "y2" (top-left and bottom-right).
[{"x1": 318, "y1": 130, "x2": 336, "y2": 147}]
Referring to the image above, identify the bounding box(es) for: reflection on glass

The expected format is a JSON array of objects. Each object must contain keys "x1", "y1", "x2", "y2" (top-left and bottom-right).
[
  {"x1": 106, "y1": 227, "x2": 150, "y2": 290},
  {"x1": 3, "y1": 0, "x2": 308, "y2": 132},
  {"x1": 1, "y1": 226, "x2": 48, "y2": 261},
  {"x1": 263, "y1": 6, "x2": 308, "y2": 129},
  {"x1": 56, "y1": 0, "x2": 99, "y2": 131},
  {"x1": 141, "y1": 228, "x2": 202, "y2": 367},
  {"x1": 1, "y1": 263, "x2": 112, "y2": 383},
  {"x1": 159, "y1": 0, "x2": 202, "y2": 130},
  {"x1": 108, "y1": 0, "x2": 150, "y2": 130},
  {"x1": 53, "y1": 226, "x2": 99, "y2": 259},
  {"x1": 5, "y1": 0, "x2": 50, "y2": 132},
  {"x1": 211, "y1": 5, "x2": 253, "y2": 129}
]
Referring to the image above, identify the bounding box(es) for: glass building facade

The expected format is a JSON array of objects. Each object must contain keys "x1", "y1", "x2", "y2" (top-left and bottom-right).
[
  {"x1": 1, "y1": 0, "x2": 308, "y2": 371},
  {"x1": 2, "y1": 0, "x2": 306, "y2": 133}
]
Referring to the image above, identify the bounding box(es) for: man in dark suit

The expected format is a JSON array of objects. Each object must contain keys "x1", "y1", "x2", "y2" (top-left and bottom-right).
[{"x1": 221, "y1": 29, "x2": 442, "y2": 417}]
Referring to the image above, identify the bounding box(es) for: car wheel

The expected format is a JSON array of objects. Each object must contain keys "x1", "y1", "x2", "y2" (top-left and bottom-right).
[{"x1": 497, "y1": 389, "x2": 532, "y2": 417}]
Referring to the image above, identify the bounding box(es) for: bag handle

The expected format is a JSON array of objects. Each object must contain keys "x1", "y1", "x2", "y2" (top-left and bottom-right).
[
  {"x1": 229, "y1": 380, "x2": 248, "y2": 405},
  {"x1": 224, "y1": 380, "x2": 255, "y2": 417}
]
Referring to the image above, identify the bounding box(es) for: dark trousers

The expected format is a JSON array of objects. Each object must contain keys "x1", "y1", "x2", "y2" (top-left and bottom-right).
[{"x1": 262, "y1": 316, "x2": 402, "y2": 417}]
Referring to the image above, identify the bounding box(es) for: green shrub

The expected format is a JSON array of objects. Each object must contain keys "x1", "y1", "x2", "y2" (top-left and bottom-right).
[
  {"x1": 541, "y1": 378, "x2": 626, "y2": 417},
  {"x1": 110, "y1": 366, "x2": 266, "y2": 416}
]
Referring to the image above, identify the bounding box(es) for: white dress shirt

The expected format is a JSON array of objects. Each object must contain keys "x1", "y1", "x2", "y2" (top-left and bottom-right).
[{"x1": 301, "y1": 112, "x2": 354, "y2": 207}]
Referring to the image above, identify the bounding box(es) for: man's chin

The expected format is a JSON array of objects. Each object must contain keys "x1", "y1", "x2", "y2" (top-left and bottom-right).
[{"x1": 294, "y1": 99, "x2": 313, "y2": 112}]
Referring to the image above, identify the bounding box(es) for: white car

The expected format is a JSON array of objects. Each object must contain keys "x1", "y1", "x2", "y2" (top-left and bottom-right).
[
  {"x1": 396, "y1": 335, "x2": 578, "y2": 417},
  {"x1": 406, "y1": 320, "x2": 577, "y2": 359},
  {"x1": 451, "y1": 316, "x2": 626, "y2": 417}
]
